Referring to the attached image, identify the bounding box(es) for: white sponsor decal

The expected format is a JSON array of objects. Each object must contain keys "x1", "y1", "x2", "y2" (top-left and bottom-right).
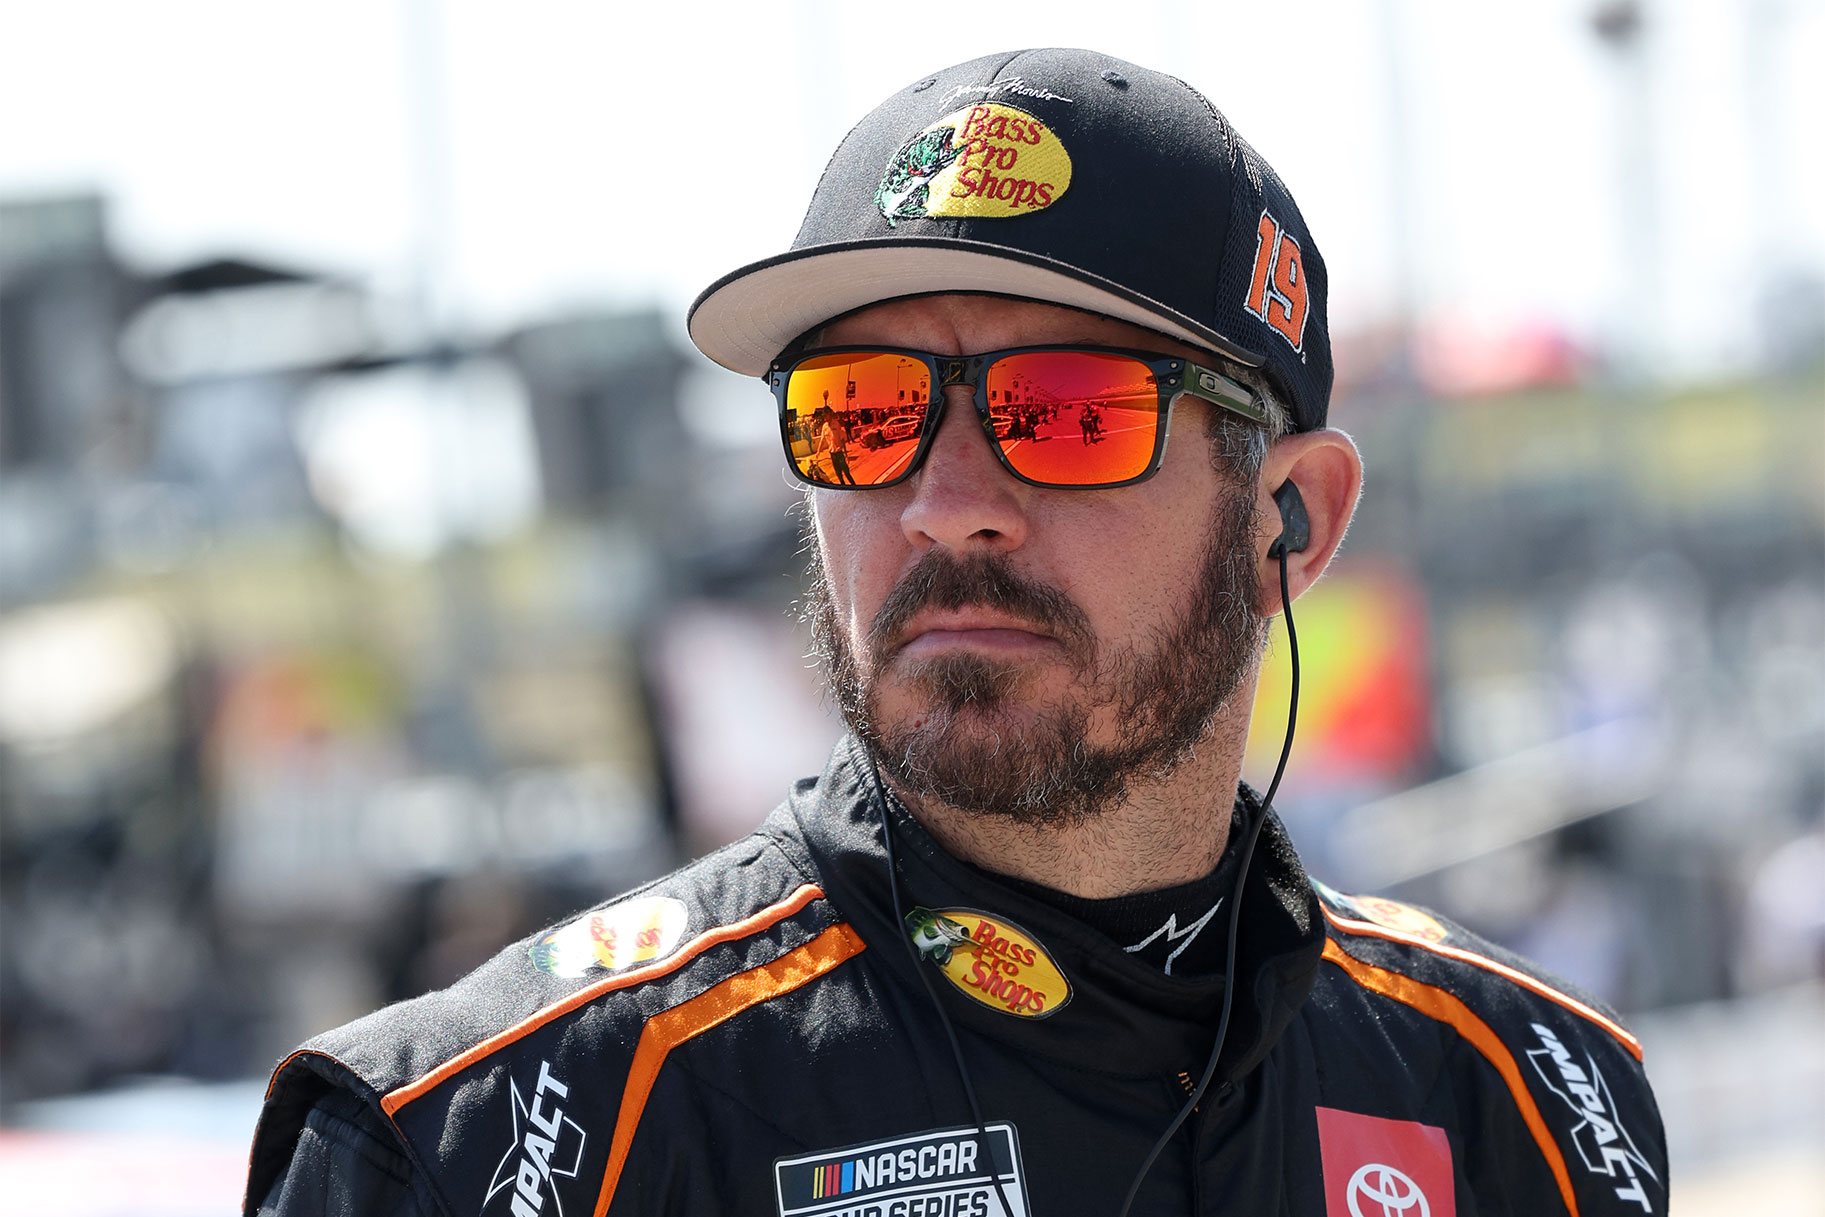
[
  {"x1": 1347, "y1": 1163, "x2": 1430, "y2": 1217},
  {"x1": 1122, "y1": 899, "x2": 1222, "y2": 976},
  {"x1": 1526, "y1": 1023, "x2": 1658, "y2": 1212},
  {"x1": 484, "y1": 1060, "x2": 587, "y2": 1217},
  {"x1": 774, "y1": 1123, "x2": 1029, "y2": 1217}
]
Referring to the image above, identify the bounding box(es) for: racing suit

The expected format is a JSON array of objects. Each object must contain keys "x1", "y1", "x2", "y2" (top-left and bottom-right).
[{"x1": 246, "y1": 737, "x2": 1669, "y2": 1216}]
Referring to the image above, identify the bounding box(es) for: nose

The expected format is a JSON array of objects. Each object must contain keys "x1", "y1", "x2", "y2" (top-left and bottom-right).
[{"x1": 900, "y1": 384, "x2": 1030, "y2": 552}]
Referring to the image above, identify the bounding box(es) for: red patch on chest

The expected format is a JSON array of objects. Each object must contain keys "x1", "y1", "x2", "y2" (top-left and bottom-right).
[{"x1": 1315, "y1": 1107, "x2": 1456, "y2": 1217}]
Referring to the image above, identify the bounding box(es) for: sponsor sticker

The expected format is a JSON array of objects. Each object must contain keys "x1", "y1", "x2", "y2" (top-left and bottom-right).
[
  {"x1": 775, "y1": 1123, "x2": 1029, "y2": 1217},
  {"x1": 1349, "y1": 896, "x2": 1448, "y2": 944},
  {"x1": 1526, "y1": 1022, "x2": 1659, "y2": 1212},
  {"x1": 1315, "y1": 1107, "x2": 1455, "y2": 1217},
  {"x1": 484, "y1": 1060, "x2": 587, "y2": 1217},
  {"x1": 529, "y1": 895, "x2": 688, "y2": 979},
  {"x1": 876, "y1": 102, "x2": 1071, "y2": 225},
  {"x1": 1320, "y1": 883, "x2": 1449, "y2": 945},
  {"x1": 906, "y1": 907, "x2": 1071, "y2": 1019}
]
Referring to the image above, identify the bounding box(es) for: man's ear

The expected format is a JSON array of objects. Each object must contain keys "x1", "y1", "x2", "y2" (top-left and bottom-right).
[{"x1": 1251, "y1": 429, "x2": 1363, "y2": 617}]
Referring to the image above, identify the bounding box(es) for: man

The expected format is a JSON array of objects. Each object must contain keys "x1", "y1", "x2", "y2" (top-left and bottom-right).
[
  {"x1": 247, "y1": 49, "x2": 1667, "y2": 1217},
  {"x1": 818, "y1": 399, "x2": 858, "y2": 486}
]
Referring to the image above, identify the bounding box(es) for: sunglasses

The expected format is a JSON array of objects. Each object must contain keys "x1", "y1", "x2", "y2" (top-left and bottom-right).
[{"x1": 769, "y1": 345, "x2": 1267, "y2": 490}]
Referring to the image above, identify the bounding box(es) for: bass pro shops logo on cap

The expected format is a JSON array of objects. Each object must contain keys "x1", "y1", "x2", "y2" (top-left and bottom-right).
[{"x1": 876, "y1": 103, "x2": 1072, "y2": 225}]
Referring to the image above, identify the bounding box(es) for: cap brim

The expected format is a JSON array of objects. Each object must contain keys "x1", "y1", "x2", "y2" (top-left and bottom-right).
[{"x1": 688, "y1": 238, "x2": 1266, "y2": 376}]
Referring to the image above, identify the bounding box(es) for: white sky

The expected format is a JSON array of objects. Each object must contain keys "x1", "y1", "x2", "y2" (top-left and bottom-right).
[{"x1": 3, "y1": 0, "x2": 1822, "y2": 382}]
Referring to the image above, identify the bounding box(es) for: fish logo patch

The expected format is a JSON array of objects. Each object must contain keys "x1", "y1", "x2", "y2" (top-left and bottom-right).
[
  {"x1": 876, "y1": 102, "x2": 1072, "y2": 225},
  {"x1": 906, "y1": 907, "x2": 1071, "y2": 1019}
]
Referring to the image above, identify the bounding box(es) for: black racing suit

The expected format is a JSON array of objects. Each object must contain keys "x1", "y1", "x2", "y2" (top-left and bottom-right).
[{"x1": 247, "y1": 737, "x2": 1668, "y2": 1216}]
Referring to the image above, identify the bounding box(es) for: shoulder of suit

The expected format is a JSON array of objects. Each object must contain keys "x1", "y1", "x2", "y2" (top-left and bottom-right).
[
  {"x1": 300, "y1": 820, "x2": 845, "y2": 1095},
  {"x1": 1310, "y1": 877, "x2": 1642, "y2": 1060},
  {"x1": 1309, "y1": 878, "x2": 1668, "y2": 1215},
  {"x1": 247, "y1": 817, "x2": 862, "y2": 1210}
]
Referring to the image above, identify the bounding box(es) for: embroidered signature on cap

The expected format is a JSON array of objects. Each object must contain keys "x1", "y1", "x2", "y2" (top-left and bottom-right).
[{"x1": 937, "y1": 76, "x2": 1074, "y2": 107}]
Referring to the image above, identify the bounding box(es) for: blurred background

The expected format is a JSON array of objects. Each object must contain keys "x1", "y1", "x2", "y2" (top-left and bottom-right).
[{"x1": 0, "y1": 0, "x2": 1820, "y2": 1212}]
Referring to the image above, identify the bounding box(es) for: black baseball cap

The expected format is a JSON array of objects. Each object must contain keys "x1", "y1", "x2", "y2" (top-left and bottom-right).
[{"x1": 688, "y1": 47, "x2": 1332, "y2": 432}]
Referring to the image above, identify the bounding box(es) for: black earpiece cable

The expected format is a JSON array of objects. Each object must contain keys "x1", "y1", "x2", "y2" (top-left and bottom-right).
[
  {"x1": 1114, "y1": 541, "x2": 1302, "y2": 1217},
  {"x1": 879, "y1": 797, "x2": 1020, "y2": 1217},
  {"x1": 876, "y1": 481, "x2": 1307, "y2": 1217}
]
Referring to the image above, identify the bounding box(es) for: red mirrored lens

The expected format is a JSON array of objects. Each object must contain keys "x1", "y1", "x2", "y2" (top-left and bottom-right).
[
  {"x1": 983, "y1": 352, "x2": 1160, "y2": 485},
  {"x1": 784, "y1": 352, "x2": 933, "y2": 486}
]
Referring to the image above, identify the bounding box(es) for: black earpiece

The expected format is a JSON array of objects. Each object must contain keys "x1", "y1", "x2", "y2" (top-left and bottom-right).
[
  {"x1": 1269, "y1": 481, "x2": 1310, "y2": 559},
  {"x1": 888, "y1": 475, "x2": 1318, "y2": 1217},
  {"x1": 1118, "y1": 478, "x2": 1310, "y2": 1217}
]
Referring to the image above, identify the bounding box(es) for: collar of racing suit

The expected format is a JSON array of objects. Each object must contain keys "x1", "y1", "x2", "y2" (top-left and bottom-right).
[{"x1": 770, "y1": 736, "x2": 1326, "y2": 1087}]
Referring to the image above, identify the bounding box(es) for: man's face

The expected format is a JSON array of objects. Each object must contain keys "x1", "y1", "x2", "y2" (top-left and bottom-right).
[{"x1": 805, "y1": 295, "x2": 1268, "y2": 823}]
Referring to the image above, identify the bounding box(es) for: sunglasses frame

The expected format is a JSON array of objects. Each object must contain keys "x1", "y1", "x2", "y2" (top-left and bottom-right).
[{"x1": 769, "y1": 344, "x2": 1268, "y2": 491}]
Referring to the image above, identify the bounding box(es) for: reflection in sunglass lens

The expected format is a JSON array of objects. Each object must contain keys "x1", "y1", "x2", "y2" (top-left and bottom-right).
[
  {"x1": 984, "y1": 352, "x2": 1160, "y2": 485},
  {"x1": 784, "y1": 352, "x2": 932, "y2": 487}
]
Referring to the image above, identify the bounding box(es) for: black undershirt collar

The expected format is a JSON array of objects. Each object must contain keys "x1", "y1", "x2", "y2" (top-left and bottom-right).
[{"x1": 937, "y1": 797, "x2": 1248, "y2": 979}]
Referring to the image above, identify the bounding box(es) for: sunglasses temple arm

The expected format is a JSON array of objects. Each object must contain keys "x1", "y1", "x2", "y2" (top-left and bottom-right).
[{"x1": 1180, "y1": 362, "x2": 1269, "y2": 426}]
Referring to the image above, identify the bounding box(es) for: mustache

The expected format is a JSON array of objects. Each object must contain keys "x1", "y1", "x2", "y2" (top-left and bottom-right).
[{"x1": 866, "y1": 549, "x2": 1095, "y2": 660}]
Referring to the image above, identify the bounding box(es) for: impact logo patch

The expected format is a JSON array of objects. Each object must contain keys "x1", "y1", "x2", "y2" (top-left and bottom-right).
[
  {"x1": 876, "y1": 103, "x2": 1071, "y2": 225},
  {"x1": 1315, "y1": 1107, "x2": 1455, "y2": 1217},
  {"x1": 906, "y1": 907, "x2": 1070, "y2": 1019},
  {"x1": 1526, "y1": 1022, "x2": 1659, "y2": 1211},
  {"x1": 484, "y1": 1060, "x2": 587, "y2": 1217},
  {"x1": 529, "y1": 895, "x2": 688, "y2": 979},
  {"x1": 775, "y1": 1123, "x2": 1029, "y2": 1217}
]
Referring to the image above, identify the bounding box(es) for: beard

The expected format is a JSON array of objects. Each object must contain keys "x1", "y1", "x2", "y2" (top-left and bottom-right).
[{"x1": 804, "y1": 481, "x2": 1268, "y2": 826}]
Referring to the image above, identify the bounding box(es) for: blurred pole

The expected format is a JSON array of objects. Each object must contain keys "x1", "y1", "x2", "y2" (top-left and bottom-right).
[
  {"x1": 791, "y1": 0, "x2": 844, "y2": 208},
  {"x1": 1377, "y1": 0, "x2": 1422, "y2": 352},
  {"x1": 401, "y1": 0, "x2": 456, "y2": 345},
  {"x1": 1743, "y1": 1, "x2": 1782, "y2": 272},
  {"x1": 1744, "y1": 0, "x2": 1819, "y2": 378},
  {"x1": 1591, "y1": 0, "x2": 1663, "y2": 383},
  {"x1": 397, "y1": 0, "x2": 495, "y2": 774}
]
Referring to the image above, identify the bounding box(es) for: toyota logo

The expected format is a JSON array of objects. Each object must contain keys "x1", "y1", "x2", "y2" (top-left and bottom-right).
[{"x1": 1346, "y1": 1162, "x2": 1430, "y2": 1217}]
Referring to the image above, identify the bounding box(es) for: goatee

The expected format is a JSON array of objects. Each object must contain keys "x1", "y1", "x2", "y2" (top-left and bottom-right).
[{"x1": 805, "y1": 483, "x2": 1266, "y2": 825}]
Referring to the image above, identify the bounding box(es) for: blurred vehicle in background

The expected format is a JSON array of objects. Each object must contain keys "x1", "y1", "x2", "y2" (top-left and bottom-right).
[
  {"x1": 3, "y1": 188, "x2": 1818, "y2": 1108},
  {"x1": 0, "y1": 3, "x2": 1821, "y2": 1210}
]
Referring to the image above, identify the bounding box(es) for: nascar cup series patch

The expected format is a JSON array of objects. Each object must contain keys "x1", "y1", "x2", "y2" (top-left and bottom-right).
[
  {"x1": 906, "y1": 907, "x2": 1070, "y2": 1019},
  {"x1": 528, "y1": 895, "x2": 688, "y2": 979},
  {"x1": 775, "y1": 1123, "x2": 1030, "y2": 1217},
  {"x1": 876, "y1": 102, "x2": 1071, "y2": 225}
]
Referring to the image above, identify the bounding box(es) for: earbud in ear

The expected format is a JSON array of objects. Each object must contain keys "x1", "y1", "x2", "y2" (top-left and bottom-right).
[{"x1": 1269, "y1": 481, "x2": 1310, "y2": 559}]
